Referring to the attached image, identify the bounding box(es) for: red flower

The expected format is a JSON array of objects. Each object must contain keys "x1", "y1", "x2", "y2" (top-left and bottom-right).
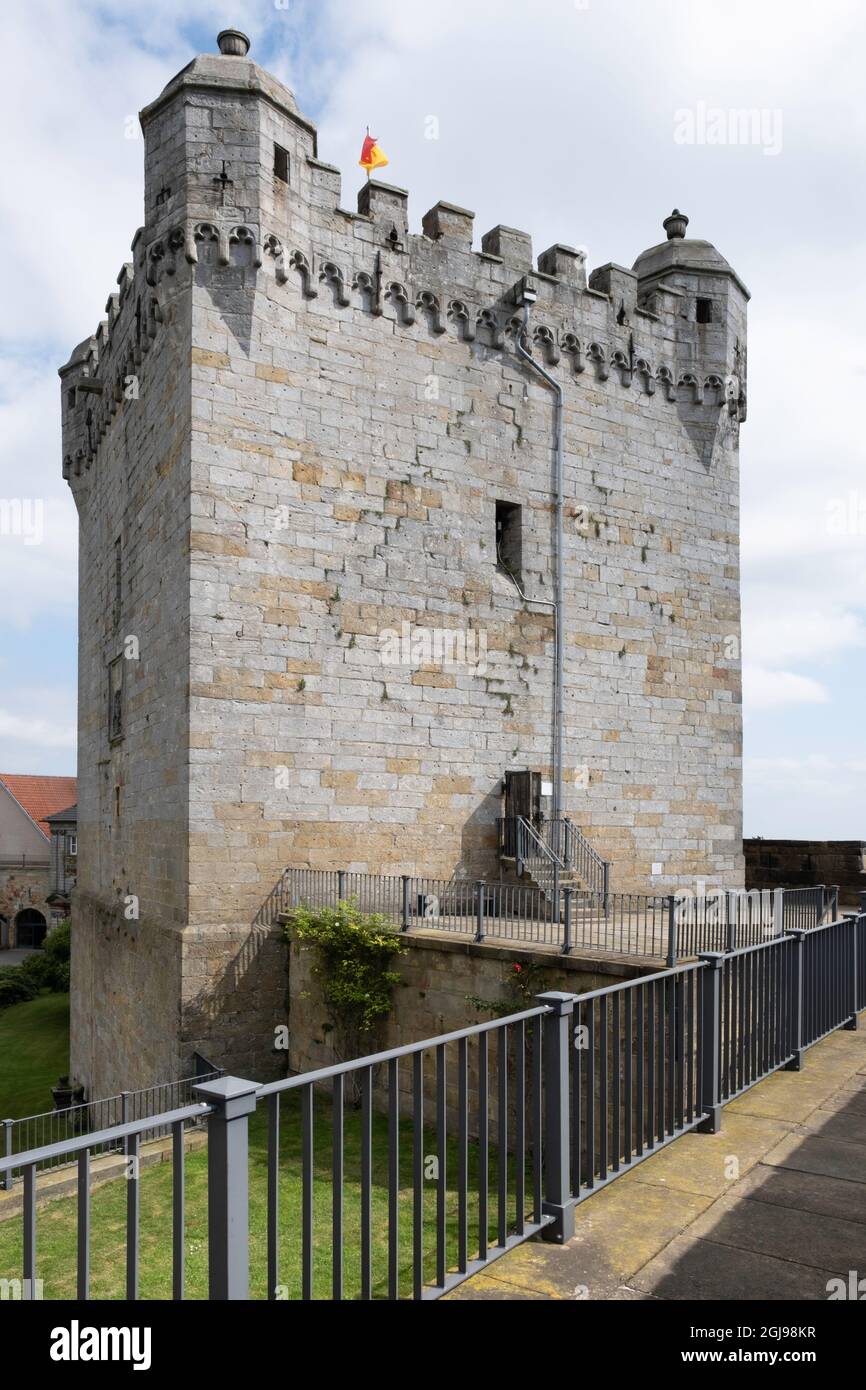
[{"x1": 512, "y1": 963, "x2": 522, "y2": 973}]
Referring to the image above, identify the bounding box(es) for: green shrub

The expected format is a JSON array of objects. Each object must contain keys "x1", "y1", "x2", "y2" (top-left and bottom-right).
[
  {"x1": 0, "y1": 973, "x2": 39, "y2": 1009},
  {"x1": 284, "y1": 899, "x2": 407, "y2": 1064},
  {"x1": 0, "y1": 918, "x2": 71, "y2": 1011},
  {"x1": 42, "y1": 919, "x2": 71, "y2": 989},
  {"x1": 18, "y1": 952, "x2": 54, "y2": 989}
]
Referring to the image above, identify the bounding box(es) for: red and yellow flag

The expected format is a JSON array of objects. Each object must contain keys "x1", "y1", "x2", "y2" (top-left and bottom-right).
[{"x1": 359, "y1": 133, "x2": 388, "y2": 174}]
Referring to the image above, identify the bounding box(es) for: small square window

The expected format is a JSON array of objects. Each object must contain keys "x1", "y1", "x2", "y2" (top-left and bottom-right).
[
  {"x1": 696, "y1": 297, "x2": 713, "y2": 324},
  {"x1": 274, "y1": 144, "x2": 289, "y2": 183}
]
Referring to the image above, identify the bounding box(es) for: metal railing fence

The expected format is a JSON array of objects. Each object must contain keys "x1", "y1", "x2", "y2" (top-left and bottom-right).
[
  {"x1": 258, "y1": 865, "x2": 840, "y2": 964},
  {"x1": 1, "y1": 1070, "x2": 221, "y2": 1190},
  {"x1": 2, "y1": 913, "x2": 862, "y2": 1301}
]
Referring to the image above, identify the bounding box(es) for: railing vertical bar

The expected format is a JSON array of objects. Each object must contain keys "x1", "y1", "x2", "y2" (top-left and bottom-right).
[
  {"x1": 23, "y1": 1163, "x2": 36, "y2": 1293},
  {"x1": 647, "y1": 980, "x2": 656, "y2": 1147},
  {"x1": 457, "y1": 1039, "x2": 468, "y2": 1272},
  {"x1": 332, "y1": 1074, "x2": 344, "y2": 1302},
  {"x1": 478, "y1": 1031, "x2": 489, "y2": 1260},
  {"x1": 532, "y1": 1018, "x2": 543, "y2": 1222},
  {"x1": 360, "y1": 1066, "x2": 372, "y2": 1301},
  {"x1": 599, "y1": 995, "x2": 609, "y2": 1179},
  {"x1": 515, "y1": 1020, "x2": 526, "y2": 1234},
  {"x1": 612, "y1": 991, "x2": 621, "y2": 1171},
  {"x1": 171, "y1": 1121, "x2": 184, "y2": 1302},
  {"x1": 266, "y1": 1093, "x2": 280, "y2": 1302},
  {"x1": 572, "y1": 999, "x2": 582, "y2": 1194},
  {"x1": 301, "y1": 1085, "x2": 313, "y2": 1301},
  {"x1": 413, "y1": 1051, "x2": 424, "y2": 1299},
  {"x1": 435, "y1": 1044, "x2": 447, "y2": 1287},
  {"x1": 387, "y1": 1058, "x2": 399, "y2": 1300},
  {"x1": 77, "y1": 1149, "x2": 90, "y2": 1301},
  {"x1": 497, "y1": 1026, "x2": 508, "y2": 1247},
  {"x1": 668, "y1": 974, "x2": 677, "y2": 1133},
  {"x1": 676, "y1": 972, "x2": 685, "y2": 1130},
  {"x1": 657, "y1": 977, "x2": 666, "y2": 1141},
  {"x1": 586, "y1": 999, "x2": 596, "y2": 1187},
  {"x1": 126, "y1": 1131, "x2": 139, "y2": 1300},
  {"x1": 624, "y1": 989, "x2": 633, "y2": 1161}
]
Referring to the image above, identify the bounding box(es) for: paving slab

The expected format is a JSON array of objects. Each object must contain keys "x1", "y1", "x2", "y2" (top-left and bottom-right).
[
  {"x1": 726, "y1": 1066, "x2": 852, "y2": 1123},
  {"x1": 798, "y1": 1106, "x2": 866, "y2": 1145},
  {"x1": 728, "y1": 1162, "x2": 866, "y2": 1226},
  {"x1": 683, "y1": 1189, "x2": 866, "y2": 1272},
  {"x1": 762, "y1": 1131, "x2": 866, "y2": 1185},
  {"x1": 631, "y1": 1235, "x2": 840, "y2": 1301},
  {"x1": 622, "y1": 1112, "x2": 792, "y2": 1198}
]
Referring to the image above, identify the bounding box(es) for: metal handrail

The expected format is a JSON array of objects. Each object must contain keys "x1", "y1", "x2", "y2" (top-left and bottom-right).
[
  {"x1": 258, "y1": 1004, "x2": 552, "y2": 1097},
  {"x1": 0, "y1": 1102, "x2": 211, "y2": 1175}
]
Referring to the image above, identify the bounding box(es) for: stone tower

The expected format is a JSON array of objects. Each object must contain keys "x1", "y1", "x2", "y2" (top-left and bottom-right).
[{"x1": 60, "y1": 32, "x2": 749, "y2": 1096}]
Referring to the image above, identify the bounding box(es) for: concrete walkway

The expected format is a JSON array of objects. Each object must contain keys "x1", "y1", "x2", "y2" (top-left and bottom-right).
[{"x1": 449, "y1": 1010, "x2": 866, "y2": 1301}]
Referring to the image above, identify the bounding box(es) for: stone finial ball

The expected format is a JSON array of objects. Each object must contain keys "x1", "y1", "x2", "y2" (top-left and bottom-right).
[{"x1": 217, "y1": 29, "x2": 251, "y2": 57}]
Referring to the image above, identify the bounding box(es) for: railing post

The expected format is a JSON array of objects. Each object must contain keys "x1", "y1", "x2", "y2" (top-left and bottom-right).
[
  {"x1": 785, "y1": 929, "x2": 806, "y2": 1071},
  {"x1": 831, "y1": 885, "x2": 840, "y2": 923},
  {"x1": 561, "y1": 887, "x2": 573, "y2": 955},
  {"x1": 1, "y1": 1119, "x2": 12, "y2": 1191},
  {"x1": 537, "y1": 992, "x2": 576, "y2": 1242},
  {"x1": 474, "y1": 880, "x2": 486, "y2": 942},
  {"x1": 773, "y1": 887, "x2": 784, "y2": 938},
  {"x1": 602, "y1": 861, "x2": 610, "y2": 916},
  {"x1": 844, "y1": 913, "x2": 858, "y2": 1030},
  {"x1": 697, "y1": 953, "x2": 724, "y2": 1133},
  {"x1": 726, "y1": 890, "x2": 738, "y2": 951},
  {"x1": 193, "y1": 1076, "x2": 260, "y2": 1300},
  {"x1": 401, "y1": 875, "x2": 411, "y2": 932},
  {"x1": 666, "y1": 895, "x2": 678, "y2": 968},
  {"x1": 337, "y1": 869, "x2": 347, "y2": 901}
]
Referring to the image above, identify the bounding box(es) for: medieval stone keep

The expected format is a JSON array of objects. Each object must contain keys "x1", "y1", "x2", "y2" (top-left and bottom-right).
[{"x1": 60, "y1": 31, "x2": 748, "y2": 1096}]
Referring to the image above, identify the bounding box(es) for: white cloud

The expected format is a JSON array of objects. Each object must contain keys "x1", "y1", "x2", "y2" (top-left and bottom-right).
[
  {"x1": 0, "y1": 361, "x2": 78, "y2": 628},
  {"x1": 0, "y1": 708, "x2": 76, "y2": 750},
  {"x1": 745, "y1": 753, "x2": 866, "y2": 839},
  {"x1": 743, "y1": 666, "x2": 830, "y2": 710},
  {"x1": 0, "y1": 686, "x2": 77, "y2": 775},
  {"x1": 743, "y1": 605, "x2": 866, "y2": 671}
]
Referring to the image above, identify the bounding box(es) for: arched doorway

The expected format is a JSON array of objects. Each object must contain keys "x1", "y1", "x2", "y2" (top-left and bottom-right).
[{"x1": 14, "y1": 909, "x2": 47, "y2": 949}]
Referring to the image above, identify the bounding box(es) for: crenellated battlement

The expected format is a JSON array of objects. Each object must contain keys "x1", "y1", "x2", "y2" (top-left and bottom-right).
[
  {"x1": 61, "y1": 186, "x2": 747, "y2": 486},
  {"x1": 60, "y1": 31, "x2": 748, "y2": 490}
]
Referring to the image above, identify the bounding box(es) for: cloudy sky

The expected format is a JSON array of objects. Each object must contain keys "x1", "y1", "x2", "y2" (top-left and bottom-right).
[{"x1": 1, "y1": 0, "x2": 864, "y2": 838}]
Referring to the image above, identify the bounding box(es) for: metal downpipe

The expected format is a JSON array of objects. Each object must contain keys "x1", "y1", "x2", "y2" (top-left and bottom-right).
[{"x1": 514, "y1": 299, "x2": 565, "y2": 848}]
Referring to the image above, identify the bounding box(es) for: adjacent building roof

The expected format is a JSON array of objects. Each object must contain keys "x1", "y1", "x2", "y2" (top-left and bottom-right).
[{"x1": 0, "y1": 775, "x2": 78, "y2": 839}]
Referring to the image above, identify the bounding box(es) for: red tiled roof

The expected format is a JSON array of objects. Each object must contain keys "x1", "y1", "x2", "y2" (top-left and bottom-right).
[{"x1": 0, "y1": 774, "x2": 78, "y2": 839}]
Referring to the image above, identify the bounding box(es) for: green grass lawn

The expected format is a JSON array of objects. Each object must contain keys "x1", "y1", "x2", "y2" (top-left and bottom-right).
[
  {"x1": 0, "y1": 1090, "x2": 531, "y2": 1300},
  {"x1": 0, "y1": 993, "x2": 69, "y2": 1120}
]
